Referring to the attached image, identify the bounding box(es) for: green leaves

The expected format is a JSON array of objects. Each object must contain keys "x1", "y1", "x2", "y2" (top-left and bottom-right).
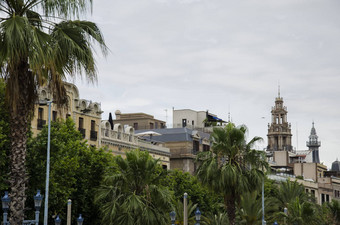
[{"x1": 96, "y1": 150, "x2": 173, "y2": 225}]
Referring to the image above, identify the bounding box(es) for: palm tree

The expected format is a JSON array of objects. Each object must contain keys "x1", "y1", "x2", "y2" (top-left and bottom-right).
[
  {"x1": 171, "y1": 199, "x2": 198, "y2": 225},
  {"x1": 275, "y1": 179, "x2": 308, "y2": 209},
  {"x1": 201, "y1": 212, "x2": 229, "y2": 225},
  {"x1": 0, "y1": 0, "x2": 107, "y2": 223},
  {"x1": 95, "y1": 150, "x2": 173, "y2": 225},
  {"x1": 196, "y1": 123, "x2": 268, "y2": 225}
]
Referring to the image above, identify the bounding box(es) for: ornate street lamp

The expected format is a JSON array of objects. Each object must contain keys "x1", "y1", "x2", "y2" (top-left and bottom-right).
[
  {"x1": 55, "y1": 215, "x2": 61, "y2": 225},
  {"x1": 1, "y1": 191, "x2": 10, "y2": 225},
  {"x1": 1, "y1": 191, "x2": 10, "y2": 212},
  {"x1": 77, "y1": 214, "x2": 84, "y2": 225},
  {"x1": 34, "y1": 190, "x2": 43, "y2": 211},
  {"x1": 170, "y1": 211, "x2": 176, "y2": 225},
  {"x1": 273, "y1": 221, "x2": 278, "y2": 225},
  {"x1": 195, "y1": 207, "x2": 201, "y2": 225}
]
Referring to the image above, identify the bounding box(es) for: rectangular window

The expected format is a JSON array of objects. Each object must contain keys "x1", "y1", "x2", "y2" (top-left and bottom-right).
[
  {"x1": 79, "y1": 117, "x2": 84, "y2": 129},
  {"x1": 38, "y1": 108, "x2": 43, "y2": 119},
  {"x1": 193, "y1": 140, "x2": 199, "y2": 154},
  {"x1": 155, "y1": 122, "x2": 158, "y2": 129},
  {"x1": 52, "y1": 111, "x2": 57, "y2": 122},
  {"x1": 182, "y1": 119, "x2": 187, "y2": 127},
  {"x1": 203, "y1": 144, "x2": 210, "y2": 152},
  {"x1": 133, "y1": 123, "x2": 138, "y2": 130},
  {"x1": 311, "y1": 190, "x2": 315, "y2": 196},
  {"x1": 91, "y1": 120, "x2": 95, "y2": 131},
  {"x1": 150, "y1": 123, "x2": 154, "y2": 129}
]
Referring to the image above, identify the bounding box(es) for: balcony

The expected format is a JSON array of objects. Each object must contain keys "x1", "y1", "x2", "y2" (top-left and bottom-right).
[
  {"x1": 37, "y1": 119, "x2": 46, "y2": 130},
  {"x1": 90, "y1": 130, "x2": 97, "y2": 141},
  {"x1": 78, "y1": 128, "x2": 86, "y2": 138}
]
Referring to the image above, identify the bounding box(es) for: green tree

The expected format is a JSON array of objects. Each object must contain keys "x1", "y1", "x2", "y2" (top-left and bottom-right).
[
  {"x1": 196, "y1": 123, "x2": 268, "y2": 225},
  {"x1": 275, "y1": 179, "x2": 309, "y2": 209},
  {"x1": 0, "y1": 0, "x2": 107, "y2": 223},
  {"x1": 95, "y1": 149, "x2": 173, "y2": 225},
  {"x1": 26, "y1": 118, "x2": 114, "y2": 224},
  {"x1": 201, "y1": 212, "x2": 229, "y2": 225},
  {"x1": 162, "y1": 169, "x2": 222, "y2": 215},
  {"x1": 0, "y1": 79, "x2": 10, "y2": 192}
]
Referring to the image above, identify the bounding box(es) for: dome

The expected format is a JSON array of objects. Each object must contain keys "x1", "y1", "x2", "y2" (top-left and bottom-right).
[
  {"x1": 115, "y1": 110, "x2": 121, "y2": 115},
  {"x1": 331, "y1": 160, "x2": 340, "y2": 172}
]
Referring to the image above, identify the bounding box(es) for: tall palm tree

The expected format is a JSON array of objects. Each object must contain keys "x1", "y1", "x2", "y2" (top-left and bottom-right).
[
  {"x1": 275, "y1": 179, "x2": 308, "y2": 209},
  {"x1": 0, "y1": 1, "x2": 107, "y2": 223},
  {"x1": 95, "y1": 150, "x2": 173, "y2": 225},
  {"x1": 196, "y1": 123, "x2": 268, "y2": 225}
]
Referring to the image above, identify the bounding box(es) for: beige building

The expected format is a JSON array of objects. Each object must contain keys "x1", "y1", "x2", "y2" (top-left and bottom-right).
[
  {"x1": 100, "y1": 121, "x2": 171, "y2": 168},
  {"x1": 32, "y1": 82, "x2": 102, "y2": 147},
  {"x1": 112, "y1": 110, "x2": 166, "y2": 130},
  {"x1": 172, "y1": 108, "x2": 227, "y2": 133},
  {"x1": 136, "y1": 128, "x2": 211, "y2": 174}
]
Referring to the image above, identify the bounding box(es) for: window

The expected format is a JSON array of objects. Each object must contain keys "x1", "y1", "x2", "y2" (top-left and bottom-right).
[
  {"x1": 133, "y1": 123, "x2": 138, "y2": 130},
  {"x1": 155, "y1": 122, "x2": 158, "y2": 129},
  {"x1": 203, "y1": 144, "x2": 210, "y2": 152},
  {"x1": 90, "y1": 120, "x2": 97, "y2": 141},
  {"x1": 38, "y1": 107, "x2": 43, "y2": 119},
  {"x1": 192, "y1": 120, "x2": 194, "y2": 126},
  {"x1": 182, "y1": 119, "x2": 187, "y2": 127},
  {"x1": 79, "y1": 117, "x2": 84, "y2": 129},
  {"x1": 311, "y1": 190, "x2": 315, "y2": 196},
  {"x1": 150, "y1": 123, "x2": 154, "y2": 129},
  {"x1": 162, "y1": 165, "x2": 167, "y2": 170},
  {"x1": 52, "y1": 111, "x2": 57, "y2": 122},
  {"x1": 37, "y1": 108, "x2": 45, "y2": 130},
  {"x1": 193, "y1": 140, "x2": 199, "y2": 154}
]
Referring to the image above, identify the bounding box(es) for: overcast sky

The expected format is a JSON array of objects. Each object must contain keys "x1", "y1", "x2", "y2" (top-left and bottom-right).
[{"x1": 73, "y1": 0, "x2": 340, "y2": 168}]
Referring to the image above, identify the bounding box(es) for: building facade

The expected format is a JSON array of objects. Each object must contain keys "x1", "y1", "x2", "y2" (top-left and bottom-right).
[
  {"x1": 112, "y1": 110, "x2": 166, "y2": 130},
  {"x1": 172, "y1": 108, "x2": 226, "y2": 133},
  {"x1": 100, "y1": 121, "x2": 171, "y2": 168},
  {"x1": 135, "y1": 128, "x2": 210, "y2": 174},
  {"x1": 32, "y1": 82, "x2": 102, "y2": 147}
]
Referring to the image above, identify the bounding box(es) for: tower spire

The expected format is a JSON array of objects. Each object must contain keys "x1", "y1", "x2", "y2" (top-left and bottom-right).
[{"x1": 278, "y1": 82, "x2": 280, "y2": 98}]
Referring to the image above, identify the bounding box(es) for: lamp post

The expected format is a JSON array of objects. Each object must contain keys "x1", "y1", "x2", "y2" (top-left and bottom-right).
[
  {"x1": 284, "y1": 207, "x2": 288, "y2": 225},
  {"x1": 170, "y1": 211, "x2": 176, "y2": 225},
  {"x1": 55, "y1": 215, "x2": 61, "y2": 225},
  {"x1": 77, "y1": 214, "x2": 84, "y2": 225},
  {"x1": 1, "y1": 191, "x2": 10, "y2": 225},
  {"x1": 273, "y1": 221, "x2": 278, "y2": 225},
  {"x1": 2, "y1": 190, "x2": 43, "y2": 225},
  {"x1": 195, "y1": 207, "x2": 201, "y2": 225},
  {"x1": 44, "y1": 100, "x2": 52, "y2": 225}
]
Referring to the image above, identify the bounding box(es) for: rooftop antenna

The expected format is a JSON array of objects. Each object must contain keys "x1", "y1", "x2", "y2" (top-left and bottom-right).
[
  {"x1": 296, "y1": 122, "x2": 299, "y2": 150},
  {"x1": 228, "y1": 104, "x2": 231, "y2": 123},
  {"x1": 278, "y1": 81, "x2": 281, "y2": 98},
  {"x1": 164, "y1": 109, "x2": 168, "y2": 126}
]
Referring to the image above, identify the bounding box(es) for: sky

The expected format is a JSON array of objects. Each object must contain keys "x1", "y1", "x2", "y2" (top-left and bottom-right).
[{"x1": 72, "y1": 0, "x2": 340, "y2": 168}]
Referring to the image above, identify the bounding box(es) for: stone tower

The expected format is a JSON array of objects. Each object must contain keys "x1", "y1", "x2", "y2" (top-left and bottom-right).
[
  {"x1": 306, "y1": 122, "x2": 321, "y2": 163},
  {"x1": 267, "y1": 91, "x2": 292, "y2": 152}
]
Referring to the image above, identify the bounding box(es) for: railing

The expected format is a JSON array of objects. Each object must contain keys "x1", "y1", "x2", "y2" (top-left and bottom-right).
[
  {"x1": 78, "y1": 128, "x2": 86, "y2": 138},
  {"x1": 101, "y1": 128, "x2": 138, "y2": 143},
  {"x1": 90, "y1": 130, "x2": 97, "y2": 141},
  {"x1": 37, "y1": 119, "x2": 46, "y2": 130}
]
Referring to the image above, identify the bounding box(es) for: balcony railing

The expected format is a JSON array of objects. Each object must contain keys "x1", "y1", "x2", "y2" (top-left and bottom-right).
[
  {"x1": 78, "y1": 128, "x2": 86, "y2": 138},
  {"x1": 37, "y1": 119, "x2": 46, "y2": 130},
  {"x1": 90, "y1": 130, "x2": 97, "y2": 141}
]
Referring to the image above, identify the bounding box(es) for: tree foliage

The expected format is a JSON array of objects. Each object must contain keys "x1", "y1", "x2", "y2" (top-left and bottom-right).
[
  {"x1": 0, "y1": 0, "x2": 107, "y2": 222},
  {"x1": 95, "y1": 149, "x2": 173, "y2": 225},
  {"x1": 26, "y1": 118, "x2": 114, "y2": 225},
  {"x1": 196, "y1": 123, "x2": 268, "y2": 224}
]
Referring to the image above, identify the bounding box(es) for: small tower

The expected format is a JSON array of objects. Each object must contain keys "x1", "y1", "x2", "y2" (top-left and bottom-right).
[
  {"x1": 267, "y1": 89, "x2": 292, "y2": 152},
  {"x1": 306, "y1": 122, "x2": 321, "y2": 163}
]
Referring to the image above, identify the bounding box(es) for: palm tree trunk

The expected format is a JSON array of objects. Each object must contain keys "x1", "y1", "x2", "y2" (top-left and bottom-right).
[
  {"x1": 225, "y1": 195, "x2": 236, "y2": 225},
  {"x1": 8, "y1": 66, "x2": 34, "y2": 225}
]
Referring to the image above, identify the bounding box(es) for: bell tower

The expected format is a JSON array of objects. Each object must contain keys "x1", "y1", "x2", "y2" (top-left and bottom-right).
[
  {"x1": 306, "y1": 122, "x2": 321, "y2": 163},
  {"x1": 267, "y1": 89, "x2": 292, "y2": 152}
]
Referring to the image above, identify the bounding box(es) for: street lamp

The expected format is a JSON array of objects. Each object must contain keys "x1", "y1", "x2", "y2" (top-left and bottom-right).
[
  {"x1": 2, "y1": 190, "x2": 42, "y2": 225},
  {"x1": 77, "y1": 214, "x2": 84, "y2": 225},
  {"x1": 34, "y1": 190, "x2": 43, "y2": 210},
  {"x1": 195, "y1": 207, "x2": 201, "y2": 225},
  {"x1": 273, "y1": 221, "x2": 278, "y2": 225},
  {"x1": 55, "y1": 215, "x2": 61, "y2": 225},
  {"x1": 169, "y1": 211, "x2": 176, "y2": 225},
  {"x1": 1, "y1": 191, "x2": 10, "y2": 225}
]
